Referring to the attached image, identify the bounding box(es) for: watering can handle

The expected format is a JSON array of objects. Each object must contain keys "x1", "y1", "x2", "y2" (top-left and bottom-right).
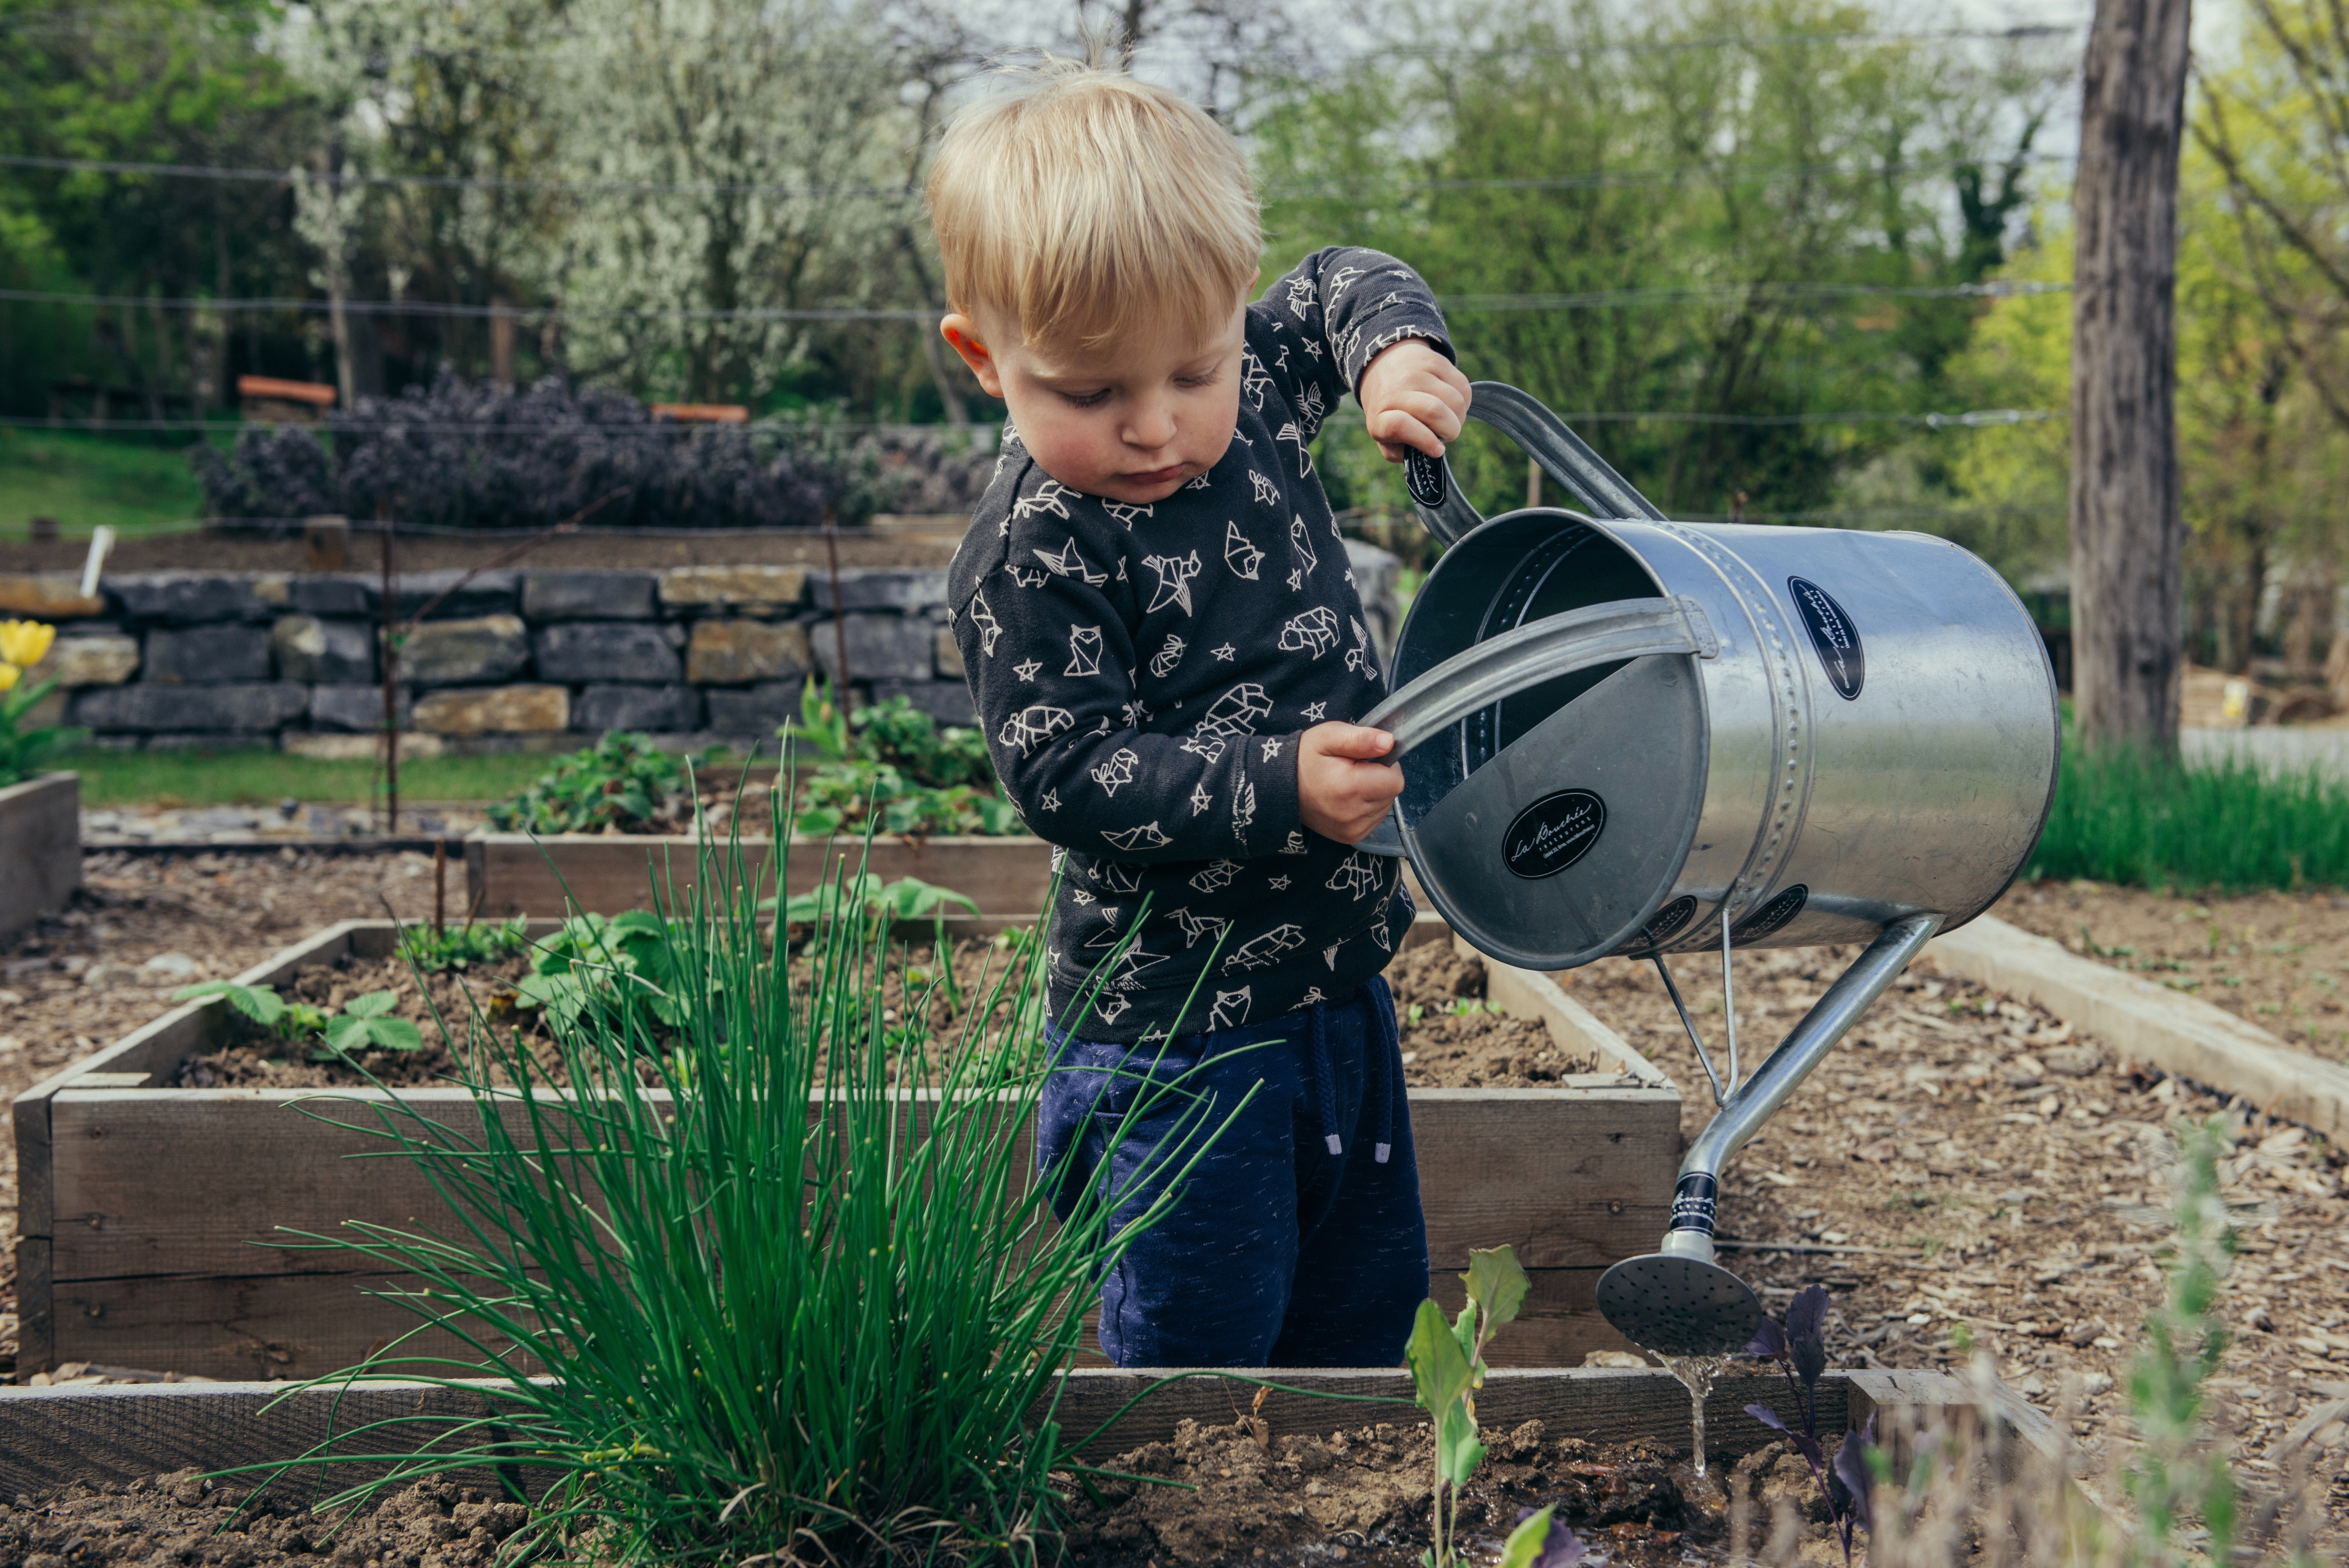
[
  {"x1": 1350, "y1": 595, "x2": 1717, "y2": 858},
  {"x1": 1404, "y1": 382, "x2": 1668, "y2": 544}
]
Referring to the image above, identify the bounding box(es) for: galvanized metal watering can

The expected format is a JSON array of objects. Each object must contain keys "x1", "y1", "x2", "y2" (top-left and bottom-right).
[{"x1": 1356, "y1": 384, "x2": 2060, "y2": 1357}]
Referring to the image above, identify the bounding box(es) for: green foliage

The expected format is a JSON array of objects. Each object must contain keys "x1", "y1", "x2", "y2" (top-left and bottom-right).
[
  {"x1": 1259, "y1": 0, "x2": 2062, "y2": 522},
  {"x1": 396, "y1": 918, "x2": 530, "y2": 973},
  {"x1": 486, "y1": 733, "x2": 709, "y2": 835},
  {"x1": 170, "y1": 979, "x2": 413, "y2": 1058},
  {"x1": 321, "y1": 990, "x2": 424, "y2": 1055},
  {"x1": 0, "y1": 430, "x2": 214, "y2": 536},
  {"x1": 2124, "y1": 1116, "x2": 2240, "y2": 1560},
  {"x1": 66, "y1": 747, "x2": 620, "y2": 810},
  {"x1": 253, "y1": 827, "x2": 1233, "y2": 1565},
  {"x1": 512, "y1": 910, "x2": 691, "y2": 1032},
  {"x1": 2025, "y1": 741, "x2": 2349, "y2": 893},
  {"x1": 784, "y1": 682, "x2": 1024, "y2": 838},
  {"x1": 0, "y1": 672, "x2": 87, "y2": 789},
  {"x1": 1407, "y1": 1244, "x2": 1533, "y2": 1568},
  {"x1": 777, "y1": 871, "x2": 978, "y2": 928}
]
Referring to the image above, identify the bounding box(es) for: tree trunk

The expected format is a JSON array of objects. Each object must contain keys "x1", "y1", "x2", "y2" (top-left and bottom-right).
[{"x1": 2069, "y1": 0, "x2": 2193, "y2": 752}]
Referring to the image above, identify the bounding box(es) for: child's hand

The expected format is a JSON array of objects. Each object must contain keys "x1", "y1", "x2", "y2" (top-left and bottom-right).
[
  {"x1": 1297, "y1": 722, "x2": 1405, "y2": 844},
  {"x1": 1358, "y1": 339, "x2": 1471, "y2": 462}
]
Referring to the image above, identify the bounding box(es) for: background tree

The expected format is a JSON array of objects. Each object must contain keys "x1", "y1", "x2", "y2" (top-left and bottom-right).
[{"x1": 2068, "y1": 0, "x2": 2191, "y2": 752}]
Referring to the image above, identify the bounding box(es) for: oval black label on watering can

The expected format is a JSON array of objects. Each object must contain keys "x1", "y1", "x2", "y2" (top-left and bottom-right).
[
  {"x1": 1787, "y1": 577, "x2": 1864, "y2": 699},
  {"x1": 1731, "y1": 883, "x2": 1809, "y2": 942},
  {"x1": 1502, "y1": 789, "x2": 1606, "y2": 878},
  {"x1": 1404, "y1": 448, "x2": 1449, "y2": 509}
]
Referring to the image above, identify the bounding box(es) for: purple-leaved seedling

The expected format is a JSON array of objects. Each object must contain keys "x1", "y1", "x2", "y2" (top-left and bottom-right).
[{"x1": 1743, "y1": 1283, "x2": 1877, "y2": 1564}]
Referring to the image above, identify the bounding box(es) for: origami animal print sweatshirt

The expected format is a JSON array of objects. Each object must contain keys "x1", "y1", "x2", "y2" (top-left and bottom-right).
[{"x1": 947, "y1": 247, "x2": 1453, "y2": 1044}]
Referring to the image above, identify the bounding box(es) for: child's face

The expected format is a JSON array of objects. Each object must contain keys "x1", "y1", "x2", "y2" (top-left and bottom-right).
[{"x1": 941, "y1": 300, "x2": 1246, "y2": 505}]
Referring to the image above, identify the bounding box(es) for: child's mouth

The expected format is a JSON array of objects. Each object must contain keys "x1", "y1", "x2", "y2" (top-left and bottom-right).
[{"x1": 1124, "y1": 464, "x2": 1185, "y2": 487}]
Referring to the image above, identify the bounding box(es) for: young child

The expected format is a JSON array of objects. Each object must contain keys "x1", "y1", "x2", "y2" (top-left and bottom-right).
[{"x1": 933, "y1": 61, "x2": 1471, "y2": 1368}]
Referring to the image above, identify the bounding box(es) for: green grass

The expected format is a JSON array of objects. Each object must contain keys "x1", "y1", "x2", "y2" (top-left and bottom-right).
[
  {"x1": 2025, "y1": 739, "x2": 2349, "y2": 894},
  {"x1": 0, "y1": 427, "x2": 212, "y2": 536},
  {"x1": 66, "y1": 747, "x2": 589, "y2": 808}
]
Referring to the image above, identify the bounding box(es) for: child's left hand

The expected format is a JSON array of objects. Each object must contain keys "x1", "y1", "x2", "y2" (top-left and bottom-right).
[{"x1": 1358, "y1": 339, "x2": 1471, "y2": 462}]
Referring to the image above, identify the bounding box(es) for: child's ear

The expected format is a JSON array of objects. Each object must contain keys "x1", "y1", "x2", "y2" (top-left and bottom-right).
[{"x1": 941, "y1": 314, "x2": 1005, "y2": 398}]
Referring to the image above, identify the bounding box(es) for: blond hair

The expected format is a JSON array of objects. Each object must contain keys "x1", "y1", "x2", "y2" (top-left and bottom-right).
[{"x1": 927, "y1": 60, "x2": 1261, "y2": 353}]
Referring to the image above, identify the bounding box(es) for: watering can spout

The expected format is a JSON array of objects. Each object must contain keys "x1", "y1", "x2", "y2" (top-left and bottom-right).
[{"x1": 1593, "y1": 912, "x2": 1942, "y2": 1357}]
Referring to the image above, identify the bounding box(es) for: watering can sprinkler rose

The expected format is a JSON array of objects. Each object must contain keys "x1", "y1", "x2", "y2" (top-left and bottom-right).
[{"x1": 1356, "y1": 384, "x2": 2059, "y2": 1357}]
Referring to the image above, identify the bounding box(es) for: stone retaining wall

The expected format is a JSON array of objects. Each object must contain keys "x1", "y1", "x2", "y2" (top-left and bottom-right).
[{"x1": 5, "y1": 544, "x2": 1401, "y2": 757}]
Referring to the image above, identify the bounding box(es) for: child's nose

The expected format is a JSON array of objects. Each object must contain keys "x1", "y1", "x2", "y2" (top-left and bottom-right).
[{"x1": 1122, "y1": 401, "x2": 1177, "y2": 451}]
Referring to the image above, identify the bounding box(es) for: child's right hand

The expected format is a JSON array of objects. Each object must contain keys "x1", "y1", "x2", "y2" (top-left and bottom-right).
[{"x1": 1297, "y1": 722, "x2": 1406, "y2": 844}]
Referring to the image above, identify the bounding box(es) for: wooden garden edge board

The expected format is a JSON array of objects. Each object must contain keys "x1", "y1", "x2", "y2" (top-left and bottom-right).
[
  {"x1": 0, "y1": 770, "x2": 80, "y2": 942},
  {"x1": 1927, "y1": 914, "x2": 2349, "y2": 1142},
  {"x1": 13, "y1": 919, "x2": 1682, "y2": 1377},
  {"x1": 0, "y1": 1365, "x2": 2030, "y2": 1493}
]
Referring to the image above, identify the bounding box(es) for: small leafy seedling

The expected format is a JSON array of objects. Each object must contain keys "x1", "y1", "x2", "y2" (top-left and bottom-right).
[
  {"x1": 398, "y1": 918, "x2": 529, "y2": 973},
  {"x1": 175, "y1": 980, "x2": 287, "y2": 1028},
  {"x1": 1405, "y1": 1245, "x2": 1566, "y2": 1568},
  {"x1": 1743, "y1": 1284, "x2": 1876, "y2": 1565},
  {"x1": 320, "y1": 991, "x2": 424, "y2": 1057}
]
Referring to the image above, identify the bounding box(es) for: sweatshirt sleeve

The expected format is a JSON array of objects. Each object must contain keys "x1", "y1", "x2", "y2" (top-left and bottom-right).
[
  {"x1": 1252, "y1": 246, "x2": 1455, "y2": 439},
  {"x1": 950, "y1": 488, "x2": 1304, "y2": 865}
]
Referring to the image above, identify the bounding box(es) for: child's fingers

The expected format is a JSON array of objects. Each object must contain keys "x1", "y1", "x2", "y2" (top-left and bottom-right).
[
  {"x1": 1368, "y1": 409, "x2": 1446, "y2": 460},
  {"x1": 1311, "y1": 723, "x2": 1396, "y2": 759}
]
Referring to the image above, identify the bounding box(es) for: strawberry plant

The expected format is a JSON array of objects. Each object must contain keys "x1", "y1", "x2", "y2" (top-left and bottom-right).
[
  {"x1": 486, "y1": 732, "x2": 713, "y2": 835},
  {"x1": 784, "y1": 682, "x2": 1024, "y2": 838},
  {"x1": 171, "y1": 981, "x2": 421, "y2": 1059}
]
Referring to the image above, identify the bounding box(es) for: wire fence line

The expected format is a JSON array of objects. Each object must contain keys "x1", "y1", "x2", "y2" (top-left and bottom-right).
[
  {"x1": 0, "y1": 148, "x2": 2080, "y2": 200},
  {"x1": 2, "y1": 407, "x2": 2060, "y2": 436},
  {"x1": 0, "y1": 278, "x2": 2070, "y2": 325}
]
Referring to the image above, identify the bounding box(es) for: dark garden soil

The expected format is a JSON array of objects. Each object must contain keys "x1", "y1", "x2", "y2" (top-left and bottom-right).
[
  {"x1": 0, "y1": 529, "x2": 959, "y2": 575},
  {"x1": 0, "y1": 1470, "x2": 530, "y2": 1568},
  {"x1": 0, "y1": 1426, "x2": 1835, "y2": 1568},
  {"x1": 140, "y1": 932, "x2": 1582, "y2": 1095},
  {"x1": 1061, "y1": 1414, "x2": 1845, "y2": 1567}
]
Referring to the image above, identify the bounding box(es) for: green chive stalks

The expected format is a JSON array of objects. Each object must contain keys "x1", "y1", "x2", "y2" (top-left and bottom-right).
[{"x1": 258, "y1": 792, "x2": 1235, "y2": 1565}]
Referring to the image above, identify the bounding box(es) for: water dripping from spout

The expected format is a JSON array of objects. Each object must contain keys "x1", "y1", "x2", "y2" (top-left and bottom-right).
[{"x1": 1654, "y1": 1353, "x2": 1726, "y2": 1476}]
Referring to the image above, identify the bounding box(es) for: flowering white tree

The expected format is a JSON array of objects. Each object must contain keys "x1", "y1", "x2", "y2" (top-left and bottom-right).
[{"x1": 552, "y1": 0, "x2": 920, "y2": 403}]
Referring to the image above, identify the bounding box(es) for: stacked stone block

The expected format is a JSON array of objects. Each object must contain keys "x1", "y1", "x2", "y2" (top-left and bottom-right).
[{"x1": 3, "y1": 540, "x2": 1401, "y2": 754}]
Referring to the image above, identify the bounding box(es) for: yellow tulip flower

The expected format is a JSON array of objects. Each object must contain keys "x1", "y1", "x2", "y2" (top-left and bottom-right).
[
  {"x1": 0, "y1": 663, "x2": 19, "y2": 693},
  {"x1": 0, "y1": 620, "x2": 55, "y2": 668}
]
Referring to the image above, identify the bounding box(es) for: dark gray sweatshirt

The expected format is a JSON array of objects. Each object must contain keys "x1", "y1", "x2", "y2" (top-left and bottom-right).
[{"x1": 947, "y1": 247, "x2": 1453, "y2": 1042}]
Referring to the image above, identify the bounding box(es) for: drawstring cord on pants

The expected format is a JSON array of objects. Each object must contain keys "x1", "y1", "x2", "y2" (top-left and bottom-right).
[
  {"x1": 1306, "y1": 989, "x2": 1398, "y2": 1165},
  {"x1": 1308, "y1": 1000, "x2": 1342, "y2": 1155}
]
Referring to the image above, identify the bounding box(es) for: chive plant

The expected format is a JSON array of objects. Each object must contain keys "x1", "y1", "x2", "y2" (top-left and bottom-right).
[{"x1": 266, "y1": 802, "x2": 1235, "y2": 1565}]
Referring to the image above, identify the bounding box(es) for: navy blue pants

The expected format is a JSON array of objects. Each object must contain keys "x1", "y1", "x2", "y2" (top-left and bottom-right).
[{"x1": 1036, "y1": 978, "x2": 1429, "y2": 1367}]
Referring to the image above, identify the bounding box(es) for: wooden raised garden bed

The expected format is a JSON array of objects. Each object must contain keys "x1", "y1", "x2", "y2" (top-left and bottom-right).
[
  {"x1": 0, "y1": 1365, "x2": 2087, "y2": 1549},
  {"x1": 464, "y1": 830, "x2": 1054, "y2": 927},
  {"x1": 11, "y1": 920, "x2": 1679, "y2": 1382},
  {"x1": 0, "y1": 771, "x2": 80, "y2": 940}
]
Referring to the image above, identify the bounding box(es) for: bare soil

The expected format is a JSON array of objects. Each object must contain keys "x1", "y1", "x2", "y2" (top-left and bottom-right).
[
  {"x1": 0, "y1": 1470, "x2": 529, "y2": 1568},
  {"x1": 1996, "y1": 878, "x2": 2349, "y2": 1063},
  {"x1": 0, "y1": 529, "x2": 958, "y2": 575}
]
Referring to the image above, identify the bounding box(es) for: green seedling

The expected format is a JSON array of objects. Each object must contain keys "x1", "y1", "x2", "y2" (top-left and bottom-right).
[
  {"x1": 782, "y1": 680, "x2": 1025, "y2": 838},
  {"x1": 174, "y1": 981, "x2": 414, "y2": 1058},
  {"x1": 319, "y1": 991, "x2": 424, "y2": 1057},
  {"x1": 398, "y1": 918, "x2": 529, "y2": 972},
  {"x1": 1497, "y1": 1505, "x2": 1581, "y2": 1568},
  {"x1": 1406, "y1": 1244, "x2": 1540, "y2": 1568},
  {"x1": 777, "y1": 871, "x2": 978, "y2": 928}
]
